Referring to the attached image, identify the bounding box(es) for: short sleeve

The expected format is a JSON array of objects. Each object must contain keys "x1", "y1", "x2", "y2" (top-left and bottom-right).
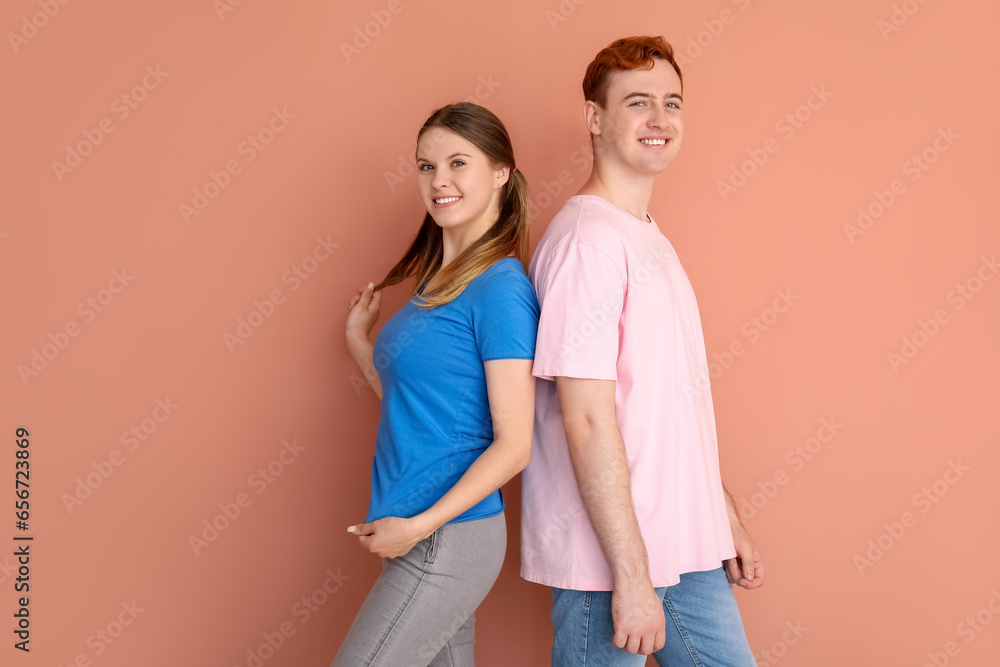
[
  {"x1": 532, "y1": 243, "x2": 624, "y2": 381},
  {"x1": 469, "y1": 268, "x2": 540, "y2": 362}
]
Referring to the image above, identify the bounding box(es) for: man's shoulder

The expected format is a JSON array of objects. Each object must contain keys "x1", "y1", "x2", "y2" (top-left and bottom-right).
[{"x1": 537, "y1": 196, "x2": 630, "y2": 256}]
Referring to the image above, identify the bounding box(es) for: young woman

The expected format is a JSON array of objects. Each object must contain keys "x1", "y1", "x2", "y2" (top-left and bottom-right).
[{"x1": 334, "y1": 102, "x2": 539, "y2": 667}]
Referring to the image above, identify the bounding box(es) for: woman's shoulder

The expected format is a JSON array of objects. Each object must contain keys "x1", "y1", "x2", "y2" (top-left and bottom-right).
[
  {"x1": 474, "y1": 257, "x2": 531, "y2": 289},
  {"x1": 468, "y1": 258, "x2": 538, "y2": 308},
  {"x1": 481, "y1": 256, "x2": 527, "y2": 277}
]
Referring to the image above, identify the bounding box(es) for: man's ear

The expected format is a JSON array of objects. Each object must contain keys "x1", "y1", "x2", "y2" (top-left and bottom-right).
[{"x1": 582, "y1": 100, "x2": 602, "y2": 138}]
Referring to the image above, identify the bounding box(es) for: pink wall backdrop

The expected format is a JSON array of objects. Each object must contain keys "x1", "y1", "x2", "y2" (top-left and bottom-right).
[{"x1": 2, "y1": 0, "x2": 998, "y2": 665}]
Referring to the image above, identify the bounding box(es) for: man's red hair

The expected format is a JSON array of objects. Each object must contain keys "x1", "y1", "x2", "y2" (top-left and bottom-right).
[{"x1": 582, "y1": 36, "x2": 683, "y2": 108}]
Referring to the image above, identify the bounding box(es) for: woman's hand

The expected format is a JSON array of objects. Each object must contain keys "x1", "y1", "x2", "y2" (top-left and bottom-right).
[
  {"x1": 346, "y1": 282, "x2": 382, "y2": 349},
  {"x1": 347, "y1": 516, "x2": 433, "y2": 559}
]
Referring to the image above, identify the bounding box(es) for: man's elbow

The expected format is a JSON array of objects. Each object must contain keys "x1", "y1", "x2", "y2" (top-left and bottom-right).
[{"x1": 562, "y1": 411, "x2": 612, "y2": 451}]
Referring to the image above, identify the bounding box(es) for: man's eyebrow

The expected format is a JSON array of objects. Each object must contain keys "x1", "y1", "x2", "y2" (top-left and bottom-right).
[{"x1": 623, "y1": 92, "x2": 684, "y2": 103}]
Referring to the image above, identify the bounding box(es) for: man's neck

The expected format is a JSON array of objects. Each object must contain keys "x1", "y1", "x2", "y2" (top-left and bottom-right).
[{"x1": 576, "y1": 161, "x2": 657, "y2": 223}]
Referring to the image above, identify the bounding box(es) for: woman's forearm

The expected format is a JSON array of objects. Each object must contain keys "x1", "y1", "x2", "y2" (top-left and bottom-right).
[
  {"x1": 348, "y1": 338, "x2": 383, "y2": 400},
  {"x1": 413, "y1": 438, "x2": 530, "y2": 538}
]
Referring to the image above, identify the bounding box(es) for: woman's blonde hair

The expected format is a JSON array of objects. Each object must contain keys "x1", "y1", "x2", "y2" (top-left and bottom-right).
[{"x1": 374, "y1": 102, "x2": 530, "y2": 308}]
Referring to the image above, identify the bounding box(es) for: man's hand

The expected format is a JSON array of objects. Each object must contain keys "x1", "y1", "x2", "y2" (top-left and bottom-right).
[
  {"x1": 611, "y1": 582, "x2": 666, "y2": 655},
  {"x1": 724, "y1": 523, "x2": 764, "y2": 589},
  {"x1": 347, "y1": 516, "x2": 431, "y2": 559},
  {"x1": 555, "y1": 377, "x2": 665, "y2": 653}
]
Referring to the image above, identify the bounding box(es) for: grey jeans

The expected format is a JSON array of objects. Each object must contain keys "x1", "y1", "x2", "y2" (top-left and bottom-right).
[{"x1": 332, "y1": 512, "x2": 506, "y2": 667}]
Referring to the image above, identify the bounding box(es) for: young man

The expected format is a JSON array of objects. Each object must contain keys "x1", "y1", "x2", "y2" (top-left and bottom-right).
[{"x1": 521, "y1": 36, "x2": 763, "y2": 666}]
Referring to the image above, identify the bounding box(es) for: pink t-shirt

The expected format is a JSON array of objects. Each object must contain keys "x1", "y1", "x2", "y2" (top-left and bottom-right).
[{"x1": 520, "y1": 194, "x2": 736, "y2": 590}]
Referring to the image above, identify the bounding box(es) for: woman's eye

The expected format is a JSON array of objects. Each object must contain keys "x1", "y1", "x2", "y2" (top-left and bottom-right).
[
  {"x1": 452, "y1": 160, "x2": 466, "y2": 167},
  {"x1": 418, "y1": 164, "x2": 433, "y2": 171}
]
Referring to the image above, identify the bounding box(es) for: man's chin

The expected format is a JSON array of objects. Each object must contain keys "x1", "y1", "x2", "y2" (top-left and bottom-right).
[{"x1": 635, "y1": 158, "x2": 674, "y2": 176}]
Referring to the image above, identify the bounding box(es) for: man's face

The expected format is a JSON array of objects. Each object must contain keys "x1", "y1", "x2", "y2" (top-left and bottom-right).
[{"x1": 588, "y1": 58, "x2": 684, "y2": 175}]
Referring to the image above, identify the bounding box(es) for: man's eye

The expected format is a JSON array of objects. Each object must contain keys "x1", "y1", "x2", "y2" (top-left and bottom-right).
[{"x1": 630, "y1": 101, "x2": 646, "y2": 107}]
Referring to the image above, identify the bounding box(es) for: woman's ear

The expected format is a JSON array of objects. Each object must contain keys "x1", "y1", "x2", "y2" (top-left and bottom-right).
[{"x1": 495, "y1": 164, "x2": 511, "y2": 190}]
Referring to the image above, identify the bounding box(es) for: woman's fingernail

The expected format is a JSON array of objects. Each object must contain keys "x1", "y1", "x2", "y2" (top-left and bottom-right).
[{"x1": 367, "y1": 282, "x2": 374, "y2": 289}]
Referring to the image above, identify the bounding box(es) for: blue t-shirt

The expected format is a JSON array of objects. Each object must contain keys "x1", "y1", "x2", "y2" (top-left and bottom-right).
[{"x1": 366, "y1": 257, "x2": 540, "y2": 525}]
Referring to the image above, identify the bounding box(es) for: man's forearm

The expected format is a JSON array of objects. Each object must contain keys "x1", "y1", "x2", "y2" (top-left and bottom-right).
[
  {"x1": 566, "y1": 422, "x2": 650, "y2": 585},
  {"x1": 722, "y1": 483, "x2": 742, "y2": 529}
]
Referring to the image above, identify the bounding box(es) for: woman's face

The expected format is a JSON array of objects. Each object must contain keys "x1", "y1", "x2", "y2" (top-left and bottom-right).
[{"x1": 415, "y1": 127, "x2": 507, "y2": 234}]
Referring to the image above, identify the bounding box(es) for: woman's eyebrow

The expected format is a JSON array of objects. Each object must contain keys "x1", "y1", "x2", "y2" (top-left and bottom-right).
[{"x1": 416, "y1": 152, "x2": 472, "y2": 162}]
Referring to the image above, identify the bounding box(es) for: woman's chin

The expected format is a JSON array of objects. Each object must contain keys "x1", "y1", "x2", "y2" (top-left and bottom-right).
[{"x1": 428, "y1": 214, "x2": 465, "y2": 230}]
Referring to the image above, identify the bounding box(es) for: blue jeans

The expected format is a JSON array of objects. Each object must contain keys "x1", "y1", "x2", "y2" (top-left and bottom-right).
[{"x1": 551, "y1": 567, "x2": 756, "y2": 666}]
